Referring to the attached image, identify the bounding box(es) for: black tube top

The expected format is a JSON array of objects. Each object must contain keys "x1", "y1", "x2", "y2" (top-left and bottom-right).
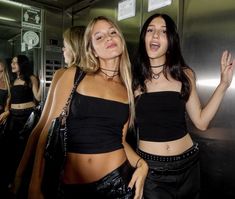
[
  {"x1": 11, "y1": 85, "x2": 34, "y2": 104},
  {"x1": 135, "y1": 91, "x2": 187, "y2": 142},
  {"x1": 67, "y1": 92, "x2": 129, "y2": 154}
]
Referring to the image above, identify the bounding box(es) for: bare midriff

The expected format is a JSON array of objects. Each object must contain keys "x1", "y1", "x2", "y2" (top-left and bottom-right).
[
  {"x1": 11, "y1": 101, "x2": 35, "y2": 109},
  {"x1": 62, "y1": 148, "x2": 127, "y2": 184},
  {"x1": 139, "y1": 133, "x2": 194, "y2": 156}
]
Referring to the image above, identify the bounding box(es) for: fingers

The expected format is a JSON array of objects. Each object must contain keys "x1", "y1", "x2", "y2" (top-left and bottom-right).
[
  {"x1": 134, "y1": 187, "x2": 143, "y2": 199},
  {"x1": 128, "y1": 175, "x2": 136, "y2": 190},
  {"x1": 128, "y1": 174, "x2": 144, "y2": 199},
  {"x1": 221, "y1": 50, "x2": 234, "y2": 72},
  {"x1": 221, "y1": 50, "x2": 228, "y2": 66}
]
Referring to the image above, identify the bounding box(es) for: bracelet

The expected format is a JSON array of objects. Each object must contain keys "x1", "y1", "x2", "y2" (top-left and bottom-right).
[{"x1": 135, "y1": 157, "x2": 142, "y2": 168}]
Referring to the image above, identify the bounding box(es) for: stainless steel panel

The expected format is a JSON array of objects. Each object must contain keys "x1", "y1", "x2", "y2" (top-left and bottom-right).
[{"x1": 182, "y1": 0, "x2": 235, "y2": 198}]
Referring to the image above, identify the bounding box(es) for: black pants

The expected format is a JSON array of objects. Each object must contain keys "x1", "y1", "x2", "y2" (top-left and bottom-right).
[
  {"x1": 137, "y1": 143, "x2": 200, "y2": 199},
  {"x1": 0, "y1": 108, "x2": 34, "y2": 198},
  {"x1": 61, "y1": 160, "x2": 135, "y2": 199}
]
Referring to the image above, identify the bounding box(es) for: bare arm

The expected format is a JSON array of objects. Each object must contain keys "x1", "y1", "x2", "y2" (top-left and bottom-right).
[
  {"x1": 30, "y1": 75, "x2": 41, "y2": 102},
  {"x1": 28, "y1": 67, "x2": 75, "y2": 199},
  {"x1": 122, "y1": 122, "x2": 148, "y2": 199},
  {"x1": 12, "y1": 68, "x2": 66, "y2": 194},
  {"x1": 186, "y1": 50, "x2": 234, "y2": 131}
]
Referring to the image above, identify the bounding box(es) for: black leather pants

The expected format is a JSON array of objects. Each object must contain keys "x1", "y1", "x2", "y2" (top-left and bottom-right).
[{"x1": 61, "y1": 160, "x2": 135, "y2": 199}]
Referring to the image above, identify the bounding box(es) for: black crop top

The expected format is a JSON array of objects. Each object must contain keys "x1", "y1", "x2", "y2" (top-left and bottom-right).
[
  {"x1": 11, "y1": 85, "x2": 34, "y2": 104},
  {"x1": 0, "y1": 89, "x2": 8, "y2": 113},
  {"x1": 67, "y1": 92, "x2": 129, "y2": 154},
  {"x1": 0, "y1": 89, "x2": 8, "y2": 106},
  {"x1": 135, "y1": 91, "x2": 187, "y2": 142}
]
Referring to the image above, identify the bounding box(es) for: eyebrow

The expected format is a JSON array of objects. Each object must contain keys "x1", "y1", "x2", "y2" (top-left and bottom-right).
[
  {"x1": 148, "y1": 24, "x2": 166, "y2": 28},
  {"x1": 93, "y1": 26, "x2": 116, "y2": 36}
]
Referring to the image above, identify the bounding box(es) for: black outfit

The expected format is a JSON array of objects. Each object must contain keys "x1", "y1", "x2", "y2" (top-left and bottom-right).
[
  {"x1": 0, "y1": 88, "x2": 8, "y2": 114},
  {"x1": 0, "y1": 84, "x2": 35, "y2": 198},
  {"x1": 60, "y1": 71, "x2": 134, "y2": 198},
  {"x1": 135, "y1": 91, "x2": 200, "y2": 199},
  {"x1": 61, "y1": 161, "x2": 134, "y2": 199},
  {"x1": 0, "y1": 88, "x2": 8, "y2": 134},
  {"x1": 0, "y1": 89, "x2": 9, "y2": 197}
]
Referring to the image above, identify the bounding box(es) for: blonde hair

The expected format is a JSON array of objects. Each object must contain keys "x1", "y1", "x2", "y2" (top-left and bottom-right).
[
  {"x1": 0, "y1": 59, "x2": 10, "y2": 97},
  {"x1": 63, "y1": 26, "x2": 85, "y2": 67},
  {"x1": 80, "y1": 16, "x2": 135, "y2": 126}
]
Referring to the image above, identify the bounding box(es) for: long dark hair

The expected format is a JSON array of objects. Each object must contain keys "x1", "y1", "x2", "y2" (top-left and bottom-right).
[
  {"x1": 12, "y1": 55, "x2": 32, "y2": 86},
  {"x1": 132, "y1": 13, "x2": 192, "y2": 101}
]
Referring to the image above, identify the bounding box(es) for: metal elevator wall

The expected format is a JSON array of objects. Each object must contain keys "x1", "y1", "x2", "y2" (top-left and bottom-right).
[{"x1": 73, "y1": 0, "x2": 235, "y2": 198}]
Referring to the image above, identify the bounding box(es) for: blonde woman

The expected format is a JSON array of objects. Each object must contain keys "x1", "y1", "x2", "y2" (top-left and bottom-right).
[
  {"x1": 11, "y1": 26, "x2": 85, "y2": 198},
  {"x1": 29, "y1": 16, "x2": 148, "y2": 199},
  {"x1": 0, "y1": 58, "x2": 10, "y2": 126}
]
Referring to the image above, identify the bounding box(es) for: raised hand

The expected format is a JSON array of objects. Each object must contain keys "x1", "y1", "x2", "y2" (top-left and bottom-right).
[{"x1": 220, "y1": 50, "x2": 235, "y2": 88}]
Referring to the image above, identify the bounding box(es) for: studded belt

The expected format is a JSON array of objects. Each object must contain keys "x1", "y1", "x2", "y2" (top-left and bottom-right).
[{"x1": 136, "y1": 143, "x2": 199, "y2": 162}]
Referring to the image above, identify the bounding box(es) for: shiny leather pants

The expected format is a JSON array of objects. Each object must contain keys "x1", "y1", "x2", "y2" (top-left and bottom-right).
[{"x1": 61, "y1": 160, "x2": 135, "y2": 199}]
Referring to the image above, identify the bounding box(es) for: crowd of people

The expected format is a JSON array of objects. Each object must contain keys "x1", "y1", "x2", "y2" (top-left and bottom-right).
[{"x1": 0, "y1": 13, "x2": 234, "y2": 199}]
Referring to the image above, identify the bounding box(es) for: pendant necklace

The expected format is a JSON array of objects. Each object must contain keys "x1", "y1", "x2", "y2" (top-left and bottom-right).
[
  {"x1": 151, "y1": 64, "x2": 165, "y2": 79},
  {"x1": 100, "y1": 67, "x2": 119, "y2": 80},
  {"x1": 152, "y1": 69, "x2": 163, "y2": 79}
]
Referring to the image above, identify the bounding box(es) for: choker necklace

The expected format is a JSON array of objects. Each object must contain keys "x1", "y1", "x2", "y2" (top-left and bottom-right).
[
  {"x1": 100, "y1": 67, "x2": 119, "y2": 72},
  {"x1": 151, "y1": 63, "x2": 165, "y2": 68},
  {"x1": 100, "y1": 68, "x2": 119, "y2": 80},
  {"x1": 152, "y1": 69, "x2": 163, "y2": 79}
]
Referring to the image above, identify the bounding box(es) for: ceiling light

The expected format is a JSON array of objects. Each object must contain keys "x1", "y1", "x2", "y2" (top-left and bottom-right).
[
  {"x1": 0, "y1": 16, "x2": 16, "y2": 22},
  {"x1": 0, "y1": 0, "x2": 30, "y2": 8}
]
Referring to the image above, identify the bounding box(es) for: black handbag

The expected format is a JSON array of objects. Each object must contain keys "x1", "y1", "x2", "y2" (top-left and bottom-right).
[
  {"x1": 41, "y1": 69, "x2": 85, "y2": 198},
  {"x1": 19, "y1": 104, "x2": 42, "y2": 141}
]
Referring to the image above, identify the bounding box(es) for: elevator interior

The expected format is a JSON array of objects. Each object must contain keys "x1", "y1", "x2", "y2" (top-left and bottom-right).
[{"x1": 0, "y1": 0, "x2": 235, "y2": 198}]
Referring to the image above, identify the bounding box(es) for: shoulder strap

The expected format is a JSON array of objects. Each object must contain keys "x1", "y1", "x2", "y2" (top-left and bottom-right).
[{"x1": 60, "y1": 68, "x2": 85, "y2": 118}]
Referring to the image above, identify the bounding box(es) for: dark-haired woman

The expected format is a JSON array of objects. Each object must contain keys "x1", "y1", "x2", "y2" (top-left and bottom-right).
[
  {"x1": 132, "y1": 13, "x2": 234, "y2": 199},
  {"x1": 2, "y1": 55, "x2": 41, "y2": 196}
]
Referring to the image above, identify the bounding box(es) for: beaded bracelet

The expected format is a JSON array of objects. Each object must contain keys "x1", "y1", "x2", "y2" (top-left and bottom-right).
[{"x1": 135, "y1": 157, "x2": 142, "y2": 168}]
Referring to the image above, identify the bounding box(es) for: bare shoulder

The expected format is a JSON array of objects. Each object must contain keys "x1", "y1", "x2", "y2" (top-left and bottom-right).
[
  {"x1": 30, "y1": 75, "x2": 37, "y2": 81},
  {"x1": 55, "y1": 66, "x2": 77, "y2": 90},
  {"x1": 54, "y1": 68, "x2": 67, "y2": 77},
  {"x1": 30, "y1": 75, "x2": 39, "y2": 84},
  {"x1": 183, "y1": 68, "x2": 195, "y2": 81},
  {"x1": 134, "y1": 87, "x2": 142, "y2": 97}
]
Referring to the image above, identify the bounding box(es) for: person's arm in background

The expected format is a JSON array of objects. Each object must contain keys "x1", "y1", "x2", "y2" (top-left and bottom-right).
[
  {"x1": 12, "y1": 68, "x2": 66, "y2": 195},
  {"x1": 31, "y1": 74, "x2": 41, "y2": 102}
]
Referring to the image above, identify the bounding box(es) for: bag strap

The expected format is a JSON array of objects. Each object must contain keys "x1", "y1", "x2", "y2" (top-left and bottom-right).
[{"x1": 60, "y1": 69, "x2": 85, "y2": 119}]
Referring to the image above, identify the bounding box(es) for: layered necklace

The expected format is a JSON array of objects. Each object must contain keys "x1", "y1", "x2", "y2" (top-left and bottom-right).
[
  {"x1": 151, "y1": 63, "x2": 165, "y2": 80},
  {"x1": 100, "y1": 67, "x2": 119, "y2": 80}
]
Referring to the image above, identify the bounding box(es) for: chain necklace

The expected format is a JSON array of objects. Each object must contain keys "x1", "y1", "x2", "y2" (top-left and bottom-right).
[{"x1": 100, "y1": 67, "x2": 119, "y2": 80}]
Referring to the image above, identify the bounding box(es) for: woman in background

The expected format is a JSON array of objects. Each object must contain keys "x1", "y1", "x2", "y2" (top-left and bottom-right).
[
  {"x1": 0, "y1": 58, "x2": 11, "y2": 197},
  {"x1": 132, "y1": 13, "x2": 234, "y2": 199},
  {"x1": 1, "y1": 54, "x2": 41, "y2": 198},
  {"x1": 12, "y1": 26, "x2": 85, "y2": 199},
  {"x1": 0, "y1": 58, "x2": 10, "y2": 128},
  {"x1": 29, "y1": 16, "x2": 148, "y2": 199}
]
